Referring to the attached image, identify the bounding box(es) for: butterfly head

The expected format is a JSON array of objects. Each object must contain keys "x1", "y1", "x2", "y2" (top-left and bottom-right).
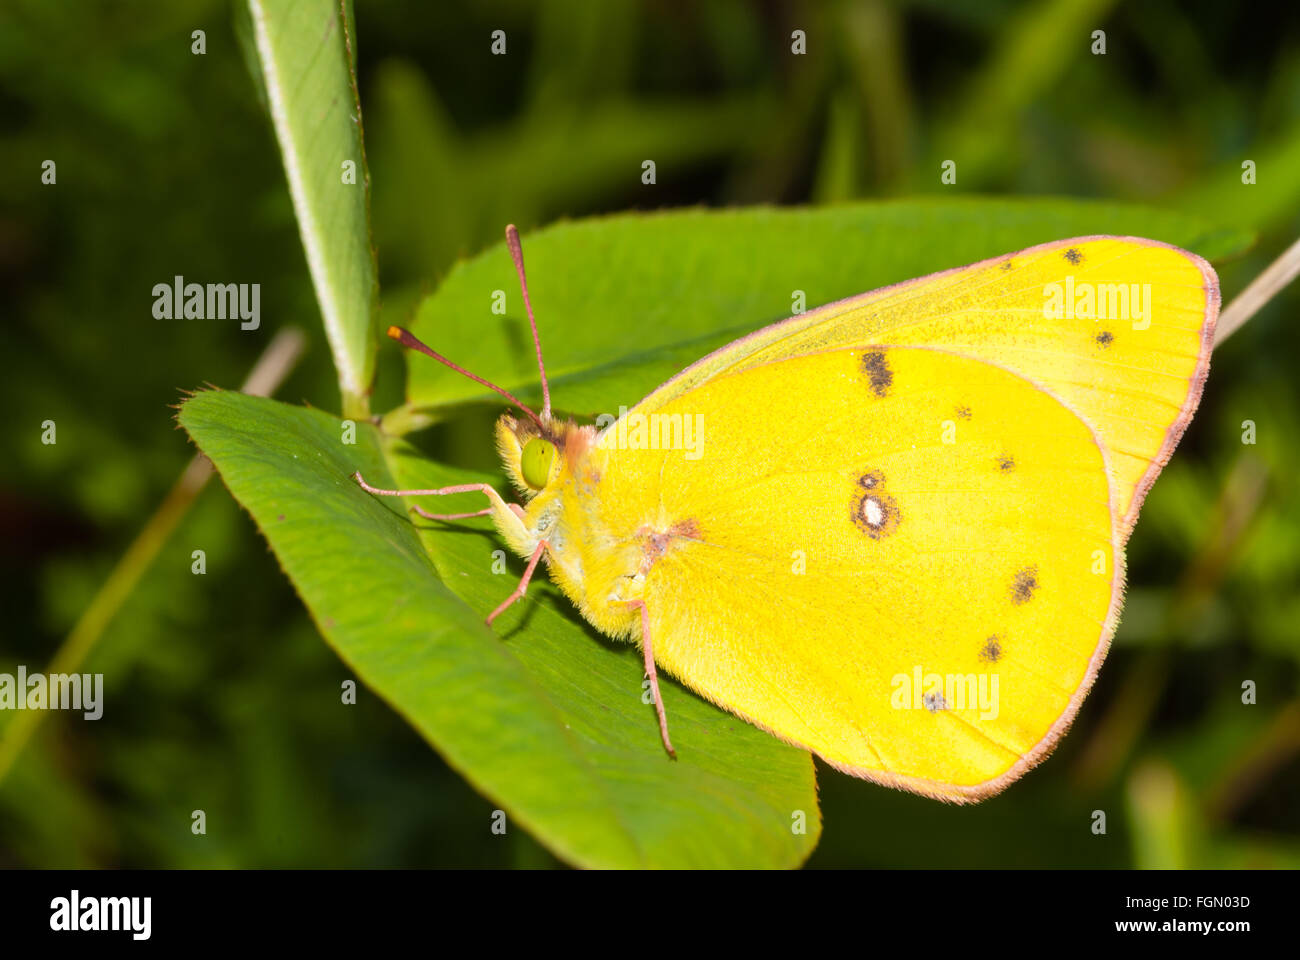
[{"x1": 495, "y1": 412, "x2": 595, "y2": 497}]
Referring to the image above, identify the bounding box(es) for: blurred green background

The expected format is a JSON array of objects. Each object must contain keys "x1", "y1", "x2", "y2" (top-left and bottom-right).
[{"x1": 2, "y1": 0, "x2": 1298, "y2": 868}]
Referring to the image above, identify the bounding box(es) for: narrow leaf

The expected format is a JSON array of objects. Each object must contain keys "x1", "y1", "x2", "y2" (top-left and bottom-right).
[{"x1": 246, "y1": 0, "x2": 378, "y2": 417}]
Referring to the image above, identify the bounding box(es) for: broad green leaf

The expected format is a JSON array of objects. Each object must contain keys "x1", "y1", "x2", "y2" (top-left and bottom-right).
[
  {"x1": 395, "y1": 199, "x2": 1252, "y2": 422},
  {"x1": 246, "y1": 0, "x2": 377, "y2": 418},
  {"x1": 180, "y1": 390, "x2": 820, "y2": 869}
]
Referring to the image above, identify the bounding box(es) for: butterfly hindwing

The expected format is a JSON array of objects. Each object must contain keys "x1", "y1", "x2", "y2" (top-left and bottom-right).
[{"x1": 591, "y1": 345, "x2": 1120, "y2": 800}]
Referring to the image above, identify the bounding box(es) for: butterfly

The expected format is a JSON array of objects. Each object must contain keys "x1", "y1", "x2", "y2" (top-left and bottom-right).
[{"x1": 357, "y1": 225, "x2": 1219, "y2": 802}]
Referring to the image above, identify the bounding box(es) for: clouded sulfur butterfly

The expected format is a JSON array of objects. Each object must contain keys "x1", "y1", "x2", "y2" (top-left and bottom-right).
[{"x1": 357, "y1": 225, "x2": 1218, "y2": 802}]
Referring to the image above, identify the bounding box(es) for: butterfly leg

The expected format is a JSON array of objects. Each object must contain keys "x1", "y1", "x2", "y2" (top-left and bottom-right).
[
  {"x1": 627, "y1": 600, "x2": 676, "y2": 759},
  {"x1": 411, "y1": 504, "x2": 492, "y2": 521},
  {"x1": 485, "y1": 539, "x2": 548, "y2": 627},
  {"x1": 356, "y1": 471, "x2": 540, "y2": 626},
  {"x1": 353, "y1": 472, "x2": 526, "y2": 521}
]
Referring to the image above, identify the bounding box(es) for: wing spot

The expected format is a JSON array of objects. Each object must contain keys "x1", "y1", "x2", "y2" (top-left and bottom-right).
[
  {"x1": 996, "y1": 454, "x2": 1015, "y2": 472},
  {"x1": 1095, "y1": 330, "x2": 1114, "y2": 348},
  {"x1": 1011, "y1": 566, "x2": 1039, "y2": 604},
  {"x1": 1000, "y1": 260, "x2": 1013, "y2": 271},
  {"x1": 852, "y1": 472, "x2": 899, "y2": 539},
  {"x1": 955, "y1": 405, "x2": 972, "y2": 420},
  {"x1": 860, "y1": 351, "x2": 893, "y2": 397},
  {"x1": 979, "y1": 636, "x2": 1002, "y2": 663},
  {"x1": 1064, "y1": 247, "x2": 1083, "y2": 265},
  {"x1": 924, "y1": 692, "x2": 948, "y2": 712}
]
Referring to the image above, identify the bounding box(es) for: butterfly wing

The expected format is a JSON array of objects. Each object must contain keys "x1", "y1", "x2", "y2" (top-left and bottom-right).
[
  {"x1": 622, "y1": 237, "x2": 1217, "y2": 539},
  {"x1": 590, "y1": 345, "x2": 1120, "y2": 800}
]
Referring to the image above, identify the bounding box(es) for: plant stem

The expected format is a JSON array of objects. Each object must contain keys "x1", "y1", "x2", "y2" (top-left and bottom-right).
[{"x1": 1216, "y1": 234, "x2": 1300, "y2": 345}]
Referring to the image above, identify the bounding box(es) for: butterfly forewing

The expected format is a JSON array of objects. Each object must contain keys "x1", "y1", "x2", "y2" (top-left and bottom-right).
[{"x1": 627, "y1": 237, "x2": 1217, "y2": 540}]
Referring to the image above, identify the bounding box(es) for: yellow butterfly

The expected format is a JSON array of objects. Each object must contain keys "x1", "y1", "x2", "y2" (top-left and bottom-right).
[{"x1": 357, "y1": 225, "x2": 1218, "y2": 802}]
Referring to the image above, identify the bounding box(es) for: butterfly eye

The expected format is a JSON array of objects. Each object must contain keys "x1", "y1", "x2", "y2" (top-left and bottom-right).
[{"x1": 520, "y1": 437, "x2": 556, "y2": 489}]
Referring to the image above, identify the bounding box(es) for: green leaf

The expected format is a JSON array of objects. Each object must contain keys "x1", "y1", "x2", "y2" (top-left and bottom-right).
[
  {"x1": 245, "y1": 0, "x2": 377, "y2": 418},
  {"x1": 179, "y1": 390, "x2": 820, "y2": 869},
  {"x1": 394, "y1": 199, "x2": 1253, "y2": 421}
]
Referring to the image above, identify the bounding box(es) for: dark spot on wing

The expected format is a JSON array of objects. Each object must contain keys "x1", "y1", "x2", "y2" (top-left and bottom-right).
[
  {"x1": 924, "y1": 692, "x2": 948, "y2": 712},
  {"x1": 1064, "y1": 247, "x2": 1083, "y2": 265},
  {"x1": 955, "y1": 405, "x2": 972, "y2": 420},
  {"x1": 1011, "y1": 566, "x2": 1039, "y2": 604},
  {"x1": 851, "y1": 471, "x2": 899, "y2": 539},
  {"x1": 979, "y1": 636, "x2": 1002, "y2": 663},
  {"x1": 861, "y1": 351, "x2": 893, "y2": 397},
  {"x1": 858, "y1": 470, "x2": 885, "y2": 490},
  {"x1": 996, "y1": 454, "x2": 1015, "y2": 472},
  {"x1": 1095, "y1": 330, "x2": 1114, "y2": 348},
  {"x1": 1001, "y1": 260, "x2": 1013, "y2": 272}
]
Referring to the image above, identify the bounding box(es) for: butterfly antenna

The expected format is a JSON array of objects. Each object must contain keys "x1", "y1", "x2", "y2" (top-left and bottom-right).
[
  {"x1": 505, "y1": 224, "x2": 552, "y2": 420},
  {"x1": 386, "y1": 326, "x2": 547, "y2": 432}
]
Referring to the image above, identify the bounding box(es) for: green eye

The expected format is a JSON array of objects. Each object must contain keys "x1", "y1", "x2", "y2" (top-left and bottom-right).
[{"x1": 520, "y1": 437, "x2": 556, "y2": 489}]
